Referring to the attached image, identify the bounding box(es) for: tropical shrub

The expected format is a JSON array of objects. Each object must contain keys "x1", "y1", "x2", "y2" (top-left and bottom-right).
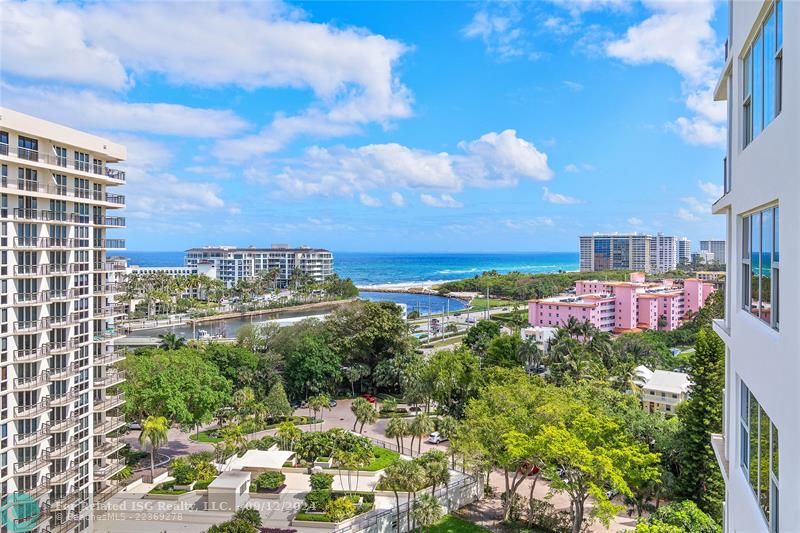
[
  {"x1": 304, "y1": 490, "x2": 332, "y2": 511},
  {"x1": 253, "y1": 471, "x2": 286, "y2": 491},
  {"x1": 310, "y1": 473, "x2": 334, "y2": 491},
  {"x1": 325, "y1": 497, "x2": 357, "y2": 522}
]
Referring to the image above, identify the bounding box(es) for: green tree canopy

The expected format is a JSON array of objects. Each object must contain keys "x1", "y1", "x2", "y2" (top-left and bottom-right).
[{"x1": 463, "y1": 320, "x2": 501, "y2": 356}]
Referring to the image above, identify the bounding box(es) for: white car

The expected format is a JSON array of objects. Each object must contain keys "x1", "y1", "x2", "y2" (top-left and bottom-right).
[{"x1": 426, "y1": 431, "x2": 448, "y2": 444}]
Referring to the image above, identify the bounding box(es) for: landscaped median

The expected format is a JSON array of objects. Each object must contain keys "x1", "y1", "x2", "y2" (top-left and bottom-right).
[{"x1": 189, "y1": 416, "x2": 319, "y2": 443}]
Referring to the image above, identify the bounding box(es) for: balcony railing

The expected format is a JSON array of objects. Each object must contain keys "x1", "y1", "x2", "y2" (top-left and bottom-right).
[
  {"x1": 93, "y1": 216, "x2": 126, "y2": 227},
  {"x1": 14, "y1": 291, "x2": 50, "y2": 304},
  {"x1": 13, "y1": 399, "x2": 49, "y2": 419},
  {"x1": 93, "y1": 416, "x2": 126, "y2": 435},
  {"x1": 93, "y1": 458, "x2": 125, "y2": 480},
  {"x1": 0, "y1": 179, "x2": 125, "y2": 204},
  {"x1": 47, "y1": 362, "x2": 81, "y2": 381},
  {"x1": 49, "y1": 417, "x2": 79, "y2": 433},
  {"x1": 94, "y1": 283, "x2": 123, "y2": 295},
  {"x1": 0, "y1": 146, "x2": 126, "y2": 181},
  {"x1": 14, "y1": 372, "x2": 50, "y2": 391},
  {"x1": 93, "y1": 438, "x2": 124, "y2": 459},
  {"x1": 13, "y1": 346, "x2": 50, "y2": 362},
  {"x1": 93, "y1": 370, "x2": 126, "y2": 388},
  {"x1": 14, "y1": 456, "x2": 50, "y2": 475},
  {"x1": 13, "y1": 263, "x2": 50, "y2": 276},
  {"x1": 12, "y1": 208, "x2": 82, "y2": 223},
  {"x1": 49, "y1": 289, "x2": 77, "y2": 301},
  {"x1": 49, "y1": 389, "x2": 79, "y2": 407},
  {"x1": 14, "y1": 426, "x2": 50, "y2": 447},
  {"x1": 93, "y1": 349, "x2": 126, "y2": 366},
  {"x1": 49, "y1": 491, "x2": 80, "y2": 511},
  {"x1": 94, "y1": 392, "x2": 125, "y2": 412},
  {"x1": 13, "y1": 236, "x2": 47, "y2": 248},
  {"x1": 15, "y1": 455, "x2": 50, "y2": 475},
  {"x1": 47, "y1": 441, "x2": 79, "y2": 460},
  {"x1": 14, "y1": 318, "x2": 50, "y2": 333},
  {"x1": 93, "y1": 262, "x2": 126, "y2": 273},
  {"x1": 93, "y1": 239, "x2": 126, "y2": 249},
  {"x1": 48, "y1": 340, "x2": 78, "y2": 355},
  {"x1": 50, "y1": 463, "x2": 79, "y2": 485}
]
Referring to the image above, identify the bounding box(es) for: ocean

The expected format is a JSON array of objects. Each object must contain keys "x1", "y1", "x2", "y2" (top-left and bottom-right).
[{"x1": 121, "y1": 251, "x2": 579, "y2": 286}]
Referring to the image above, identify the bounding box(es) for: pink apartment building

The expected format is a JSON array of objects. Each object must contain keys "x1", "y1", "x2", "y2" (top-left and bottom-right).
[{"x1": 528, "y1": 272, "x2": 716, "y2": 333}]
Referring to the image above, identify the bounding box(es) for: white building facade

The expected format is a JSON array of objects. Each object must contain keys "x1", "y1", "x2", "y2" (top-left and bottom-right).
[
  {"x1": 712, "y1": 1, "x2": 794, "y2": 532},
  {"x1": 701, "y1": 239, "x2": 728, "y2": 265},
  {"x1": 677, "y1": 237, "x2": 693, "y2": 266},
  {"x1": 0, "y1": 108, "x2": 128, "y2": 531},
  {"x1": 185, "y1": 245, "x2": 333, "y2": 288},
  {"x1": 579, "y1": 233, "x2": 690, "y2": 273}
]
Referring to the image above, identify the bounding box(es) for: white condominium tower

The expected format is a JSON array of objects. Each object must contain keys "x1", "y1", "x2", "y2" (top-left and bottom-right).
[
  {"x1": 579, "y1": 233, "x2": 690, "y2": 273},
  {"x1": 711, "y1": 0, "x2": 792, "y2": 532},
  {"x1": 700, "y1": 239, "x2": 728, "y2": 265},
  {"x1": 0, "y1": 108, "x2": 127, "y2": 532},
  {"x1": 185, "y1": 245, "x2": 334, "y2": 288}
]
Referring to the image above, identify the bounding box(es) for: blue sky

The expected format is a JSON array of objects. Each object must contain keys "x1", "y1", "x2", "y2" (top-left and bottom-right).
[{"x1": 1, "y1": 0, "x2": 727, "y2": 252}]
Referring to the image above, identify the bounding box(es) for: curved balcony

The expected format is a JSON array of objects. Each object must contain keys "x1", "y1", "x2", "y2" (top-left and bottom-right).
[
  {"x1": 14, "y1": 318, "x2": 50, "y2": 333},
  {"x1": 13, "y1": 399, "x2": 49, "y2": 419},
  {"x1": 48, "y1": 340, "x2": 77, "y2": 355},
  {"x1": 14, "y1": 346, "x2": 50, "y2": 362},
  {"x1": 49, "y1": 289, "x2": 77, "y2": 302},
  {"x1": 93, "y1": 416, "x2": 126, "y2": 435},
  {"x1": 15, "y1": 456, "x2": 50, "y2": 475},
  {"x1": 12, "y1": 208, "x2": 82, "y2": 224},
  {"x1": 94, "y1": 283, "x2": 123, "y2": 296},
  {"x1": 14, "y1": 372, "x2": 50, "y2": 391},
  {"x1": 50, "y1": 463, "x2": 79, "y2": 485},
  {"x1": 13, "y1": 236, "x2": 48, "y2": 249},
  {"x1": 93, "y1": 370, "x2": 125, "y2": 389},
  {"x1": 48, "y1": 362, "x2": 81, "y2": 382},
  {"x1": 49, "y1": 389, "x2": 79, "y2": 407},
  {"x1": 13, "y1": 263, "x2": 50, "y2": 277},
  {"x1": 47, "y1": 440, "x2": 79, "y2": 460},
  {"x1": 93, "y1": 262, "x2": 126, "y2": 273},
  {"x1": 47, "y1": 238, "x2": 75, "y2": 249},
  {"x1": 94, "y1": 392, "x2": 125, "y2": 412},
  {"x1": 93, "y1": 458, "x2": 125, "y2": 481},
  {"x1": 104, "y1": 193, "x2": 125, "y2": 206},
  {"x1": 14, "y1": 291, "x2": 50, "y2": 304},
  {"x1": 93, "y1": 438, "x2": 125, "y2": 459},
  {"x1": 0, "y1": 146, "x2": 126, "y2": 181},
  {"x1": 93, "y1": 238, "x2": 126, "y2": 250},
  {"x1": 49, "y1": 314, "x2": 77, "y2": 327},
  {"x1": 50, "y1": 490, "x2": 80, "y2": 511},
  {"x1": 14, "y1": 425, "x2": 50, "y2": 447},
  {"x1": 92, "y1": 216, "x2": 126, "y2": 228},
  {"x1": 48, "y1": 417, "x2": 79, "y2": 434},
  {"x1": 93, "y1": 349, "x2": 126, "y2": 366},
  {"x1": 93, "y1": 304, "x2": 125, "y2": 319}
]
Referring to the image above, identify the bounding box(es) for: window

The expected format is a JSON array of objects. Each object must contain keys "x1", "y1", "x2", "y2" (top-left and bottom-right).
[
  {"x1": 742, "y1": 206, "x2": 779, "y2": 329},
  {"x1": 17, "y1": 136, "x2": 38, "y2": 160},
  {"x1": 54, "y1": 146, "x2": 68, "y2": 167},
  {"x1": 743, "y1": 0, "x2": 783, "y2": 147},
  {"x1": 740, "y1": 380, "x2": 779, "y2": 532},
  {"x1": 0, "y1": 131, "x2": 7, "y2": 155}
]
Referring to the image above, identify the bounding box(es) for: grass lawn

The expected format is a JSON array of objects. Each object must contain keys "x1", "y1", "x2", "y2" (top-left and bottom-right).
[
  {"x1": 189, "y1": 430, "x2": 223, "y2": 443},
  {"x1": 426, "y1": 515, "x2": 491, "y2": 533},
  {"x1": 364, "y1": 446, "x2": 400, "y2": 471},
  {"x1": 468, "y1": 298, "x2": 522, "y2": 310}
]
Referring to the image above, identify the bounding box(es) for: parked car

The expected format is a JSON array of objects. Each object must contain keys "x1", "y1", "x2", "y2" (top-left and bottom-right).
[
  {"x1": 465, "y1": 317, "x2": 476, "y2": 324},
  {"x1": 426, "y1": 431, "x2": 448, "y2": 444},
  {"x1": 362, "y1": 393, "x2": 377, "y2": 404},
  {"x1": 128, "y1": 421, "x2": 142, "y2": 430},
  {"x1": 329, "y1": 399, "x2": 338, "y2": 407},
  {"x1": 517, "y1": 462, "x2": 540, "y2": 477}
]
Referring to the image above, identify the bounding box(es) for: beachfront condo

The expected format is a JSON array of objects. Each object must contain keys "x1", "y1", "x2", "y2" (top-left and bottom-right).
[
  {"x1": 0, "y1": 108, "x2": 128, "y2": 532},
  {"x1": 184, "y1": 245, "x2": 333, "y2": 288},
  {"x1": 700, "y1": 239, "x2": 728, "y2": 266},
  {"x1": 527, "y1": 272, "x2": 715, "y2": 333},
  {"x1": 578, "y1": 233, "x2": 691, "y2": 274},
  {"x1": 710, "y1": 0, "x2": 792, "y2": 531}
]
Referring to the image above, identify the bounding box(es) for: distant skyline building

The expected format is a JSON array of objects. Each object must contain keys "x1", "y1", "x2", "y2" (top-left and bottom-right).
[
  {"x1": 185, "y1": 245, "x2": 333, "y2": 288},
  {"x1": 579, "y1": 233, "x2": 690, "y2": 274},
  {"x1": 699, "y1": 239, "x2": 727, "y2": 265},
  {"x1": 528, "y1": 272, "x2": 715, "y2": 333},
  {"x1": 677, "y1": 237, "x2": 692, "y2": 266}
]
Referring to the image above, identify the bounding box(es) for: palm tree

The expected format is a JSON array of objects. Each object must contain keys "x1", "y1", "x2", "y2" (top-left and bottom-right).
[
  {"x1": 410, "y1": 414, "x2": 435, "y2": 455},
  {"x1": 277, "y1": 421, "x2": 302, "y2": 451},
  {"x1": 308, "y1": 394, "x2": 331, "y2": 432},
  {"x1": 139, "y1": 415, "x2": 169, "y2": 480},
  {"x1": 563, "y1": 316, "x2": 582, "y2": 339},
  {"x1": 157, "y1": 332, "x2": 186, "y2": 350},
  {"x1": 517, "y1": 338, "x2": 543, "y2": 372},
  {"x1": 587, "y1": 330, "x2": 614, "y2": 369},
  {"x1": 385, "y1": 416, "x2": 409, "y2": 455},
  {"x1": 350, "y1": 397, "x2": 377, "y2": 433},
  {"x1": 411, "y1": 494, "x2": 443, "y2": 533},
  {"x1": 382, "y1": 461, "x2": 412, "y2": 530},
  {"x1": 578, "y1": 319, "x2": 598, "y2": 341},
  {"x1": 419, "y1": 450, "x2": 450, "y2": 493},
  {"x1": 232, "y1": 387, "x2": 256, "y2": 424}
]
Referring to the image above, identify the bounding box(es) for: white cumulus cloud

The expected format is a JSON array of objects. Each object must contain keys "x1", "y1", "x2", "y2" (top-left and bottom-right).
[
  {"x1": 390, "y1": 192, "x2": 406, "y2": 207},
  {"x1": 359, "y1": 193, "x2": 382, "y2": 208},
  {"x1": 420, "y1": 194, "x2": 463, "y2": 209},
  {"x1": 542, "y1": 187, "x2": 582, "y2": 205}
]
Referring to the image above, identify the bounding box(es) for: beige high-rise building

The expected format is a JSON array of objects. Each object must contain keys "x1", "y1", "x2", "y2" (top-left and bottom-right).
[{"x1": 0, "y1": 108, "x2": 127, "y2": 532}]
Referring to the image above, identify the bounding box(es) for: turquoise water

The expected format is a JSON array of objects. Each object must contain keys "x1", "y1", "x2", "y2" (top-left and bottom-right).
[{"x1": 121, "y1": 251, "x2": 578, "y2": 285}]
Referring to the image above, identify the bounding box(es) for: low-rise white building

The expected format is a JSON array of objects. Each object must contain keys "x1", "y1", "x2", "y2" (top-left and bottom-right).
[{"x1": 638, "y1": 368, "x2": 690, "y2": 416}]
